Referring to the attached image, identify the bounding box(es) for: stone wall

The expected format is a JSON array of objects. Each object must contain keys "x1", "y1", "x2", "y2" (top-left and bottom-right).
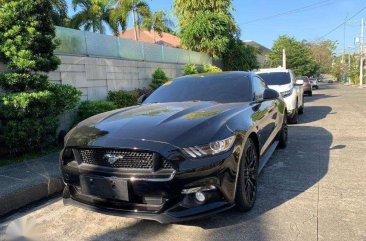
[{"x1": 48, "y1": 55, "x2": 185, "y2": 101}]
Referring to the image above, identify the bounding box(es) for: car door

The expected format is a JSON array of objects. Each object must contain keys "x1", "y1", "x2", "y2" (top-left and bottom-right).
[{"x1": 251, "y1": 76, "x2": 277, "y2": 156}]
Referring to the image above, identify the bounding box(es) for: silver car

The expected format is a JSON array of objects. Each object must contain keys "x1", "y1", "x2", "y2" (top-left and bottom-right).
[{"x1": 310, "y1": 78, "x2": 319, "y2": 89}]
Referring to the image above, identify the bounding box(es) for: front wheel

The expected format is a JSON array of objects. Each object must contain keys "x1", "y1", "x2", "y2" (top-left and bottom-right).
[
  {"x1": 298, "y1": 97, "x2": 304, "y2": 115},
  {"x1": 236, "y1": 138, "x2": 259, "y2": 212},
  {"x1": 288, "y1": 106, "x2": 298, "y2": 124}
]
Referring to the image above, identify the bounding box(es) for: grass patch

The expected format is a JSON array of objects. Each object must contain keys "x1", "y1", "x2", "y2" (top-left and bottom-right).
[{"x1": 0, "y1": 145, "x2": 62, "y2": 167}]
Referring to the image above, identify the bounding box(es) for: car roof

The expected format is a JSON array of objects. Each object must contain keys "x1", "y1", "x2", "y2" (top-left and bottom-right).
[{"x1": 255, "y1": 67, "x2": 290, "y2": 74}]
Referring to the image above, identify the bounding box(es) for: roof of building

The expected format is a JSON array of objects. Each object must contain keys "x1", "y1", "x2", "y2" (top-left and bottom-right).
[
  {"x1": 243, "y1": 40, "x2": 271, "y2": 54},
  {"x1": 118, "y1": 29, "x2": 180, "y2": 48}
]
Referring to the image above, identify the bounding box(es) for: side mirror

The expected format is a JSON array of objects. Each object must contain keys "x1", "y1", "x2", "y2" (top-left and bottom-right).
[
  {"x1": 137, "y1": 94, "x2": 147, "y2": 104},
  {"x1": 263, "y1": 88, "x2": 280, "y2": 100},
  {"x1": 295, "y1": 79, "x2": 304, "y2": 85}
]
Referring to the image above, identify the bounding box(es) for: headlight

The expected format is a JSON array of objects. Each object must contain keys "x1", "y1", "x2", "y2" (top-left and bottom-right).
[
  {"x1": 281, "y1": 88, "x2": 293, "y2": 97},
  {"x1": 182, "y1": 136, "x2": 236, "y2": 158}
]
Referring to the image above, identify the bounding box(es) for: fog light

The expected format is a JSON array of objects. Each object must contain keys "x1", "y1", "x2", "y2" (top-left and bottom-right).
[{"x1": 195, "y1": 191, "x2": 206, "y2": 202}]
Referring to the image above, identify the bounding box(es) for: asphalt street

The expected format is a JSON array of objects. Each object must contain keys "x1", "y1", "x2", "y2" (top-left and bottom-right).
[{"x1": 1, "y1": 83, "x2": 365, "y2": 241}]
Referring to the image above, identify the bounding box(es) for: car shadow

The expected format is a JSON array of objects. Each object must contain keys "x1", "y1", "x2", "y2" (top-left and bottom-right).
[
  {"x1": 299, "y1": 106, "x2": 332, "y2": 124},
  {"x1": 304, "y1": 94, "x2": 338, "y2": 103},
  {"x1": 90, "y1": 126, "x2": 337, "y2": 241}
]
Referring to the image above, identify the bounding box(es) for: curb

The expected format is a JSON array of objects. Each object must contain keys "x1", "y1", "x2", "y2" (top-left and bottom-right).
[
  {"x1": 0, "y1": 152, "x2": 63, "y2": 217},
  {"x1": 0, "y1": 177, "x2": 64, "y2": 217}
]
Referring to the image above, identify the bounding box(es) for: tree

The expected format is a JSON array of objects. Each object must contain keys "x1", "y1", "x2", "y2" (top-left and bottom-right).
[
  {"x1": 269, "y1": 35, "x2": 319, "y2": 76},
  {"x1": 180, "y1": 12, "x2": 236, "y2": 57},
  {"x1": 50, "y1": 0, "x2": 69, "y2": 26},
  {"x1": 0, "y1": 0, "x2": 80, "y2": 155},
  {"x1": 110, "y1": 0, "x2": 151, "y2": 39},
  {"x1": 143, "y1": 10, "x2": 174, "y2": 38},
  {"x1": 223, "y1": 38, "x2": 259, "y2": 71},
  {"x1": 173, "y1": 0, "x2": 234, "y2": 29},
  {"x1": 70, "y1": 0, "x2": 116, "y2": 34},
  {"x1": 306, "y1": 40, "x2": 337, "y2": 74}
]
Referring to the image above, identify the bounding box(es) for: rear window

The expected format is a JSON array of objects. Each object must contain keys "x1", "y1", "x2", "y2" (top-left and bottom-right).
[
  {"x1": 297, "y1": 76, "x2": 309, "y2": 82},
  {"x1": 257, "y1": 72, "x2": 291, "y2": 85}
]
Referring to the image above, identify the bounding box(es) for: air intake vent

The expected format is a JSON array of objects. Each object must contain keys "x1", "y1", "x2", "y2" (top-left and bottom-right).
[{"x1": 77, "y1": 149, "x2": 172, "y2": 170}]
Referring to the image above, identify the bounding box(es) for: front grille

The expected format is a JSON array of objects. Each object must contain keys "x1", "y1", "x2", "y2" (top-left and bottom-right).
[{"x1": 77, "y1": 149, "x2": 172, "y2": 170}]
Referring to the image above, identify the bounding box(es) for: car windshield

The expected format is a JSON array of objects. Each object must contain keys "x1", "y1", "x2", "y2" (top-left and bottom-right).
[
  {"x1": 257, "y1": 72, "x2": 291, "y2": 85},
  {"x1": 144, "y1": 74, "x2": 252, "y2": 103}
]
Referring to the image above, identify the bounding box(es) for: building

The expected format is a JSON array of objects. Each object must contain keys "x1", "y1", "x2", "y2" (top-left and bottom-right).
[
  {"x1": 243, "y1": 40, "x2": 271, "y2": 66},
  {"x1": 118, "y1": 29, "x2": 180, "y2": 48}
]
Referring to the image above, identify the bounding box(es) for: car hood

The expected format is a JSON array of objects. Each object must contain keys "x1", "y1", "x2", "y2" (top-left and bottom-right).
[
  {"x1": 267, "y1": 83, "x2": 292, "y2": 93},
  {"x1": 65, "y1": 101, "x2": 251, "y2": 148}
]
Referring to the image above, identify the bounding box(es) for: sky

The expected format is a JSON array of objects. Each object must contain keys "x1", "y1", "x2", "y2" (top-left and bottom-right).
[{"x1": 66, "y1": 0, "x2": 366, "y2": 54}]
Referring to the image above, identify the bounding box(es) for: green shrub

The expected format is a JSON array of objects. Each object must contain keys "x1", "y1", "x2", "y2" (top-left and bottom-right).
[
  {"x1": 150, "y1": 68, "x2": 169, "y2": 89},
  {"x1": 0, "y1": 0, "x2": 80, "y2": 155},
  {"x1": 197, "y1": 64, "x2": 222, "y2": 73},
  {"x1": 47, "y1": 83, "x2": 81, "y2": 110},
  {"x1": 2, "y1": 116, "x2": 59, "y2": 154},
  {"x1": 0, "y1": 73, "x2": 49, "y2": 92},
  {"x1": 184, "y1": 64, "x2": 222, "y2": 75},
  {"x1": 183, "y1": 64, "x2": 198, "y2": 75},
  {"x1": 76, "y1": 100, "x2": 117, "y2": 123},
  {"x1": 107, "y1": 90, "x2": 139, "y2": 108},
  {"x1": 0, "y1": 91, "x2": 57, "y2": 119},
  {"x1": 135, "y1": 88, "x2": 152, "y2": 97}
]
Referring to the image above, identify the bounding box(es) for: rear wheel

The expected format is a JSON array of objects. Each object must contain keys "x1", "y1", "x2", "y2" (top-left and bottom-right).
[
  {"x1": 309, "y1": 91, "x2": 313, "y2": 96},
  {"x1": 236, "y1": 138, "x2": 259, "y2": 212}
]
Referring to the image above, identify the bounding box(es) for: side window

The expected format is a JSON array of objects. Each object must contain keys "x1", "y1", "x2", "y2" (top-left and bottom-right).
[
  {"x1": 290, "y1": 71, "x2": 295, "y2": 84},
  {"x1": 252, "y1": 76, "x2": 266, "y2": 100}
]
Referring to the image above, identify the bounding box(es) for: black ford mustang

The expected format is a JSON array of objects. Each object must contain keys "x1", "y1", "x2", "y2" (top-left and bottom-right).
[{"x1": 61, "y1": 72, "x2": 288, "y2": 223}]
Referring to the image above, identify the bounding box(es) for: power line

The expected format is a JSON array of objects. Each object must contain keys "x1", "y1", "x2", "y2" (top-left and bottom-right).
[
  {"x1": 240, "y1": 0, "x2": 334, "y2": 25},
  {"x1": 317, "y1": 6, "x2": 366, "y2": 40}
]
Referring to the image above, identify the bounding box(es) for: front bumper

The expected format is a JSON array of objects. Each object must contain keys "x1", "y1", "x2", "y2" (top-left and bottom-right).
[{"x1": 61, "y1": 145, "x2": 241, "y2": 223}]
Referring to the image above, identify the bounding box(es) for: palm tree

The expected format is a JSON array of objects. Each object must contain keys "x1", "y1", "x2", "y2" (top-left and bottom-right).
[
  {"x1": 142, "y1": 10, "x2": 175, "y2": 43},
  {"x1": 110, "y1": 0, "x2": 151, "y2": 40},
  {"x1": 143, "y1": 10, "x2": 175, "y2": 39},
  {"x1": 50, "y1": 0, "x2": 68, "y2": 26},
  {"x1": 70, "y1": 0, "x2": 116, "y2": 34}
]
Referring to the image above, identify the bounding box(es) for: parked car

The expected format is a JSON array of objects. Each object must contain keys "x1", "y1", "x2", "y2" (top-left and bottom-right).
[
  {"x1": 310, "y1": 78, "x2": 319, "y2": 89},
  {"x1": 297, "y1": 76, "x2": 312, "y2": 96},
  {"x1": 60, "y1": 72, "x2": 288, "y2": 223},
  {"x1": 256, "y1": 68, "x2": 304, "y2": 124}
]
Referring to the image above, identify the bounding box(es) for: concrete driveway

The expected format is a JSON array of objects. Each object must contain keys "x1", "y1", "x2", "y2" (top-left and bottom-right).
[{"x1": 1, "y1": 83, "x2": 365, "y2": 241}]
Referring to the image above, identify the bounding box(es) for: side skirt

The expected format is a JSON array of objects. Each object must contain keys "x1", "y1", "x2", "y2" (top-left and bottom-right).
[{"x1": 258, "y1": 140, "x2": 279, "y2": 173}]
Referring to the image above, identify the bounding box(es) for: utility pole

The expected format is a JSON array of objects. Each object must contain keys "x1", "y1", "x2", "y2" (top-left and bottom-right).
[
  {"x1": 282, "y1": 49, "x2": 286, "y2": 69},
  {"x1": 348, "y1": 53, "x2": 351, "y2": 85},
  {"x1": 360, "y1": 18, "x2": 364, "y2": 88}
]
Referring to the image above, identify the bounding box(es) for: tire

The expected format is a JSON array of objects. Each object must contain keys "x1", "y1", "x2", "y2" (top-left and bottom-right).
[
  {"x1": 298, "y1": 97, "x2": 304, "y2": 115},
  {"x1": 236, "y1": 138, "x2": 259, "y2": 212},
  {"x1": 288, "y1": 106, "x2": 298, "y2": 124},
  {"x1": 309, "y1": 91, "x2": 313, "y2": 96},
  {"x1": 278, "y1": 115, "x2": 288, "y2": 149}
]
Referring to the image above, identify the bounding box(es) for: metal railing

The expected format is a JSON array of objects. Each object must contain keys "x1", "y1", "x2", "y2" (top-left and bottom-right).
[{"x1": 55, "y1": 27, "x2": 212, "y2": 65}]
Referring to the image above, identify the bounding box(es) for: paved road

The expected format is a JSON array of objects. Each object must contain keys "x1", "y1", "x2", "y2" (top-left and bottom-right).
[{"x1": 1, "y1": 83, "x2": 365, "y2": 241}]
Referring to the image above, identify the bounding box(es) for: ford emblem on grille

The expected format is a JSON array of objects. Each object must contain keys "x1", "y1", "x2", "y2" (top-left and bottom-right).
[{"x1": 103, "y1": 154, "x2": 124, "y2": 165}]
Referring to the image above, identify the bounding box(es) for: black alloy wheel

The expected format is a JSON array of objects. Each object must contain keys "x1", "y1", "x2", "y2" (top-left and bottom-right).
[{"x1": 236, "y1": 138, "x2": 259, "y2": 211}]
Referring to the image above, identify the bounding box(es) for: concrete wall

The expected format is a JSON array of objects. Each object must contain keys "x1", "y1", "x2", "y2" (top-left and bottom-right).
[{"x1": 48, "y1": 55, "x2": 185, "y2": 101}]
